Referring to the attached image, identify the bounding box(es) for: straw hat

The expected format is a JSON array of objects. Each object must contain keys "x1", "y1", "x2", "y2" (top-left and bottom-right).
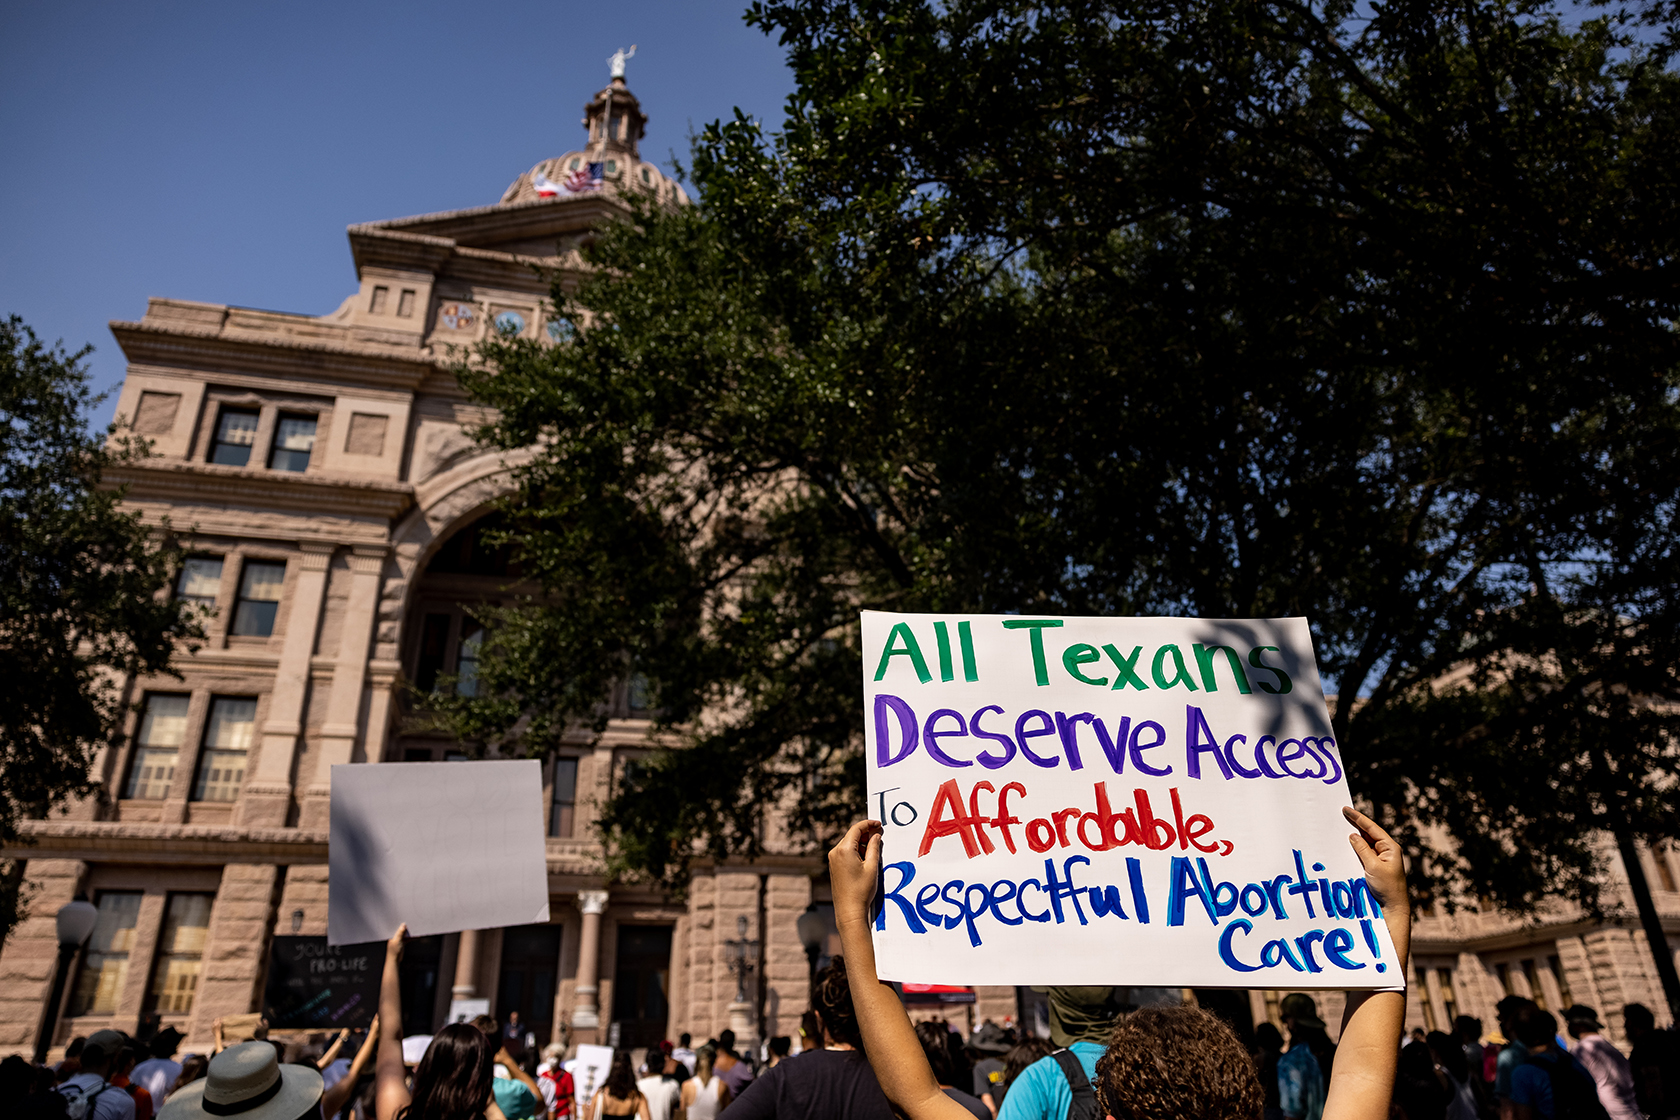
[{"x1": 159, "y1": 1040, "x2": 322, "y2": 1120}]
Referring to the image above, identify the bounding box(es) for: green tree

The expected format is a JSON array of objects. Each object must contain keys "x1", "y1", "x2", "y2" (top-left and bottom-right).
[
  {"x1": 447, "y1": 0, "x2": 1680, "y2": 1008},
  {"x1": 0, "y1": 317, "x2": 202, "y2": 943}
]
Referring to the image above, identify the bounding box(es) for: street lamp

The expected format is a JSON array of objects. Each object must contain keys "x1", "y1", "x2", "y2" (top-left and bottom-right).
[
  {"x1": 34, "y1": 896, "x2": 98, "y2": 1063},
  {"x1": 796, "y1": 904, "x2": 827, "y2": 998},
  {"x1": 724, "y1": 915, "x2": 759, "y2": 1004}
]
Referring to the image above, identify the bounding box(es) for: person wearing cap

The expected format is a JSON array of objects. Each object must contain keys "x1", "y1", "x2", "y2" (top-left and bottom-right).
[
  {"x1": 58, "y1": 1030, "x2": 138, "y2": 1120},
  {"x1": 966, "y1": 1023, "x2": 1010, "y2": 1117},
  {"x1": 1496, "y1": 996, "x2": 1541, "y2": 1116},
  {"x1": 995, "y1": 987, "x2": 1123, "y2": 1120},
  {"x1": 157, "y1": 1040, "x2": 322, "y2": 1120},
  {"x1": 1563, "y1": 1006, "x2": 1640, "y2": 1120},
  {"x1": 131, "y1": 1029, "x2": 185, "y2": 1107},
  {"x1": 1279, "y1": 994, "x2": 1329, "y2": 1120}
]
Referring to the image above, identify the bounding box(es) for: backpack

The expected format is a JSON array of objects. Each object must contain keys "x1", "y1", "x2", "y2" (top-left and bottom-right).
[
  {"x1": 1050, "y1": 1049, "x2": 1098, "y2": 1120},
  {"x1": 1527, "y1": 1053, "x2": 1610, "y2": 1120},
  {"x1": 61, "y1": 1080, "x2": 109, "y2": 1120}
]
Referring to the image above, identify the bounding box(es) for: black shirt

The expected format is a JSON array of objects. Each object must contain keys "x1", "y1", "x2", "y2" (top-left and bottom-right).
[
  {"x1": 943, "y1": 1086, "x2": 991, "y2": 1119},
  {"x1": 727, "y1": 1049, "x2": 895, "y2": 1120}
]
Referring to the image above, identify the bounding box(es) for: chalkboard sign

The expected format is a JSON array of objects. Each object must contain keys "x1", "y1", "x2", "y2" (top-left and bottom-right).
[{"x1": 264, "y1": 936, "x2": 379, "y2": 1029}]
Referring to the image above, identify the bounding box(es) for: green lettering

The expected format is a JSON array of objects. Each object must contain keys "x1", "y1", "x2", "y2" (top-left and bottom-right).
[
  {"x1": 874, "y1": 622, "x2": 932, "y2": 683},
  {"x1": 1192, "y1": 644, "x2": 1252, "y2": 694},
  {"x1": 1002, "y1": 619, "x2": 1065, "y2": 686},
  {"x1": 1061, "y1": 643, "x2": 1109, "y2": 686},
  {"x1": 958, "y1": 621, "x2": 979, "y2": 682},
  {"x1": 934, "y1": 621, "x2": 955, "y2": 682},
  {"x1": 1247, "y1": 646, "x2": 1293, "y2": 694},
  {"x1": 1151, "y1": 644, "x2": 1199, "y2": 691},
  {"x1": 1102, "y1": 644, "x2": 1149, "y2": 690}
]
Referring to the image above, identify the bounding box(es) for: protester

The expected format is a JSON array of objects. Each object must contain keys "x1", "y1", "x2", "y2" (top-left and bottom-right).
[
  {"x1": 1506, "y1": 1006, "x2": 1606, "y2": 1120},
  {"x1": 1624, "y1": 1003, "x2": 1680, "y2": 1120},
  {"x1": 679, "y1": 1046, "x2": 730, "y2": 1120},
  {"x1": 1562, "y1": 1007, "x2": 1639, "y2": 1120},
  {"x1": 636, "y1": 1056, "x2": 681, "y2": 1120},
  {"x1": 537, "y1": 1044, "x2": 573, "y2": 1118},
  {"x1": 1454, "y1": 1018, "x2": 1487, "y2": 1087},
  {"x1": 154, "y1": 1040, "x2": 323, "y2": 1120},
  {"x1": 1391, "y1": 1037, "x2": 1449, "y2": 1120},
  {"x1": 798, "y1": 1013, "x2": 822, "y2": 1056},
  {"x1": 967, "y1": 1023, "x2": 1010, "y2": 1117},
  {"x1": 58, "y1": 1030, "x2": 138, "y2": 1120},
  {"x1": 913, "y1": 1022, "x2": 988, "y2": 1119},
  {"x1": 59, "y1": 1038, "x2": 88, "y2": 1081},
  {"x1": 1278, "y1": 995, "x2": 1331, "y2": 1120},
  {"x1": 990, "y1": 988, "x2": 1123, "y2": 1120},
  {"x1": 766, "y1": 1037, "x2": 791, "y2": 1069},
  {"x1": 722, "y1": 958, "x2": 893, "y2": 1120},
  {"x1": 827, "y1": 805, "x2": 1412, "y2": 1120},
  {"x1": 1426, "y1": 1030, "x2": 1483, "y2": 1120},
  {"x1": 321, "y1": 1018, "x2": 380, "y2": 1120},
  {"x1": 129, "y1": 1030, "x2": 184, "y2": 1106},
  {"x1": 374, "y1": 925, "x2": 497, "y2": 1120},
  {"x1": 164, "y1": 1058, "x2": 207, "y2": 1102},
  {"x1": 1253, "y1": 1022, "x2": 1286, "y2": 1120},
  {"x1": 501, "y1": 1013, "x2": 529, "y2": 1068},
  {"x1": 714, "y1": 1030, "x2": 755, "y2": 1098},
  {"x1": 672, "y1": 1034, "x2": 697, "y2": 1078},
  {"x1": 109, "y1": 1043, "x2": 155, "y2": 1120},
  {"x1": 997, "y1": 1038, "x2": 1055, "y2": 1105},
  {"x1": 585, "y1": 1052, "x2": 649, "y2": 1120}
]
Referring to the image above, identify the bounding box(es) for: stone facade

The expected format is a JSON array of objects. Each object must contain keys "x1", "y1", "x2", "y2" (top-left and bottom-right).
[{"x1": 4, "y1": 67, "x2": 1680, "y2": 1062}]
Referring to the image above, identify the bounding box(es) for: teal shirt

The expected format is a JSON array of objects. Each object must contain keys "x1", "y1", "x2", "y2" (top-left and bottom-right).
[
  {"x1": 996, "y1": 1041, "x2": 1105, "y2": 1120},
  {"x1": 493, "y1": 1077, "x2": 541, "y2": 1120}
]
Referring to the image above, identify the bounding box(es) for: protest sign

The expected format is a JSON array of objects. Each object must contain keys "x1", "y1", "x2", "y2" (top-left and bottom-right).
[
  {"x1": 328, "y1": 760, "x2": 550, "y2": 946},
  {"x1": 570, "y1": 1044, "x2": 614, "y2": 1103},
  {"x1": 263, "y1": 936, "x2": 379, "y2": 1029},
  {"x1": 863, "y1": 612, "x2": 1399, "y2": 989}
]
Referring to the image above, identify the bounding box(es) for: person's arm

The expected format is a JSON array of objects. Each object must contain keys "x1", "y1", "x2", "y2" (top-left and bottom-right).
[
  {"x1": 213, "y1": 1018, "x2": 226, "y2": 1056},
  {"x1": 375, "y1": 926, "x2": 412, "y2": 1120},
  {"x1": 828, "y1": 819, "x2": 982, "y2": 1120},
  {"x1": 317, "y1": 1028, "x2": 352, "y2": 1071},
  {"x1": 717, "y1": 1082, "x2": 732, "y2": 1110},
  {"x1": 497, "y1": 1048, "x2": 547, "y2": 1118},
  {"x1": 321, "y1": 1017, "x2": 379, "y2": 1120},
  {"x1": 637, "y1": 1093, "x2": 651, "y2": 1120},
  {"x1": 1322, "y1": 806, "x2": 1412, "y2": 1120}
]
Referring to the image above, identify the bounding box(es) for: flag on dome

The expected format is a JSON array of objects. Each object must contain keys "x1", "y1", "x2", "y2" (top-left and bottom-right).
[{"x1": 532, "y1": 163, "x2": 605, "y2": 198}]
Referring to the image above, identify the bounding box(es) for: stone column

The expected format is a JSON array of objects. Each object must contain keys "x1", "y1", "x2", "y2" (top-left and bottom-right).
[
  {"x1": 0, "y1": 858, "x2": 86, "y2": 1058},
  {"x1": 572, "y1": 891, "x2": 610, "y2": 1040},
  {"x1": 189, "y1": 864, "x2": 280, "y2": 1045},
  {"x1": 300, "y1": 545, "x2": 388, "y2": 831},
  {"x1": 453, "y1": 930, "x2": 481, "y2": 1000},
  {"x1": 237, "y1": 542, "x2": 334, "y2": 827}
]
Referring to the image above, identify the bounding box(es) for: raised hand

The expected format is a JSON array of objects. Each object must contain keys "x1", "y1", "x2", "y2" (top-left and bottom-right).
[{"x1": 828, "y1": 819, "x2": 884, "y2": 927}]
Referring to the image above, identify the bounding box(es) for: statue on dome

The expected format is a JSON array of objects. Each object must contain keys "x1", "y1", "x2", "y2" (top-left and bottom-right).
[{"x1": 608, "y1": 44, "x2": 636, "y2": 79}]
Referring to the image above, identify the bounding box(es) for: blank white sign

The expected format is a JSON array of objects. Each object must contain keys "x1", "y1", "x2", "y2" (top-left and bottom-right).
[{"x1": 328, "y1": 760, "x2": 551, "y2": 946}]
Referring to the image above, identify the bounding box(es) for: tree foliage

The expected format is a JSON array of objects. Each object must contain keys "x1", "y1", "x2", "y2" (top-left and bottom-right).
[
  {"x1": 451, "y1": 0, "x2": 1680, "y2": 915},
  {"x1": 0, "y1": 317, "x2": 201, "y2": 942}
]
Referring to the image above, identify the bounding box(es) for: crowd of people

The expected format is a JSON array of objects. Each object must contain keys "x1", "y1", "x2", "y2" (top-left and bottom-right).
[{"x1": 9, "y1": 805, "x2": 1680, "y2": 1120}]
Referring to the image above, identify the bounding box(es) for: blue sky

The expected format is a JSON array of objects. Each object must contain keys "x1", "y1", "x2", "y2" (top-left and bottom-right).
[{"x1": 0, "y1": 1, "x2": 796, "y2": 423}]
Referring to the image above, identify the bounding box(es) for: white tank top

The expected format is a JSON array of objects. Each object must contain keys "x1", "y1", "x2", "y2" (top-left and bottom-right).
[{"x1": 685, "y1": 1077, "x2": 723, "y2": 1120}]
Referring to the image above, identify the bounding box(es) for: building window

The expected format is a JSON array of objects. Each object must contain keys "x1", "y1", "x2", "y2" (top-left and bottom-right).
[
  {"x1": 1419, "y1": 983, "x2": 1437, "y2": 1032},
  {"x1": 210, "y1": 407, "x2": 260, "y2": 467},
  {"x1": 416, "y1": 613, "x2": 451, "y2": 693},
  {"x1": 125, "y1": 694, "x2": 189, "y2": 800},
  {"x1": 370, "y1": 286, "x2": 389, "y2": 314},
  {"x1": 403, "y1": 748, "x2": 434, "y2": 762},
  {"x1": 1522, "y1": 958, "x2": 1548, "y2": 1010},
  {"x1": 397, "y1": 289, "x2": 416, "y2": 318},
  {"x1": 456, "y1": 624, "x2": 483, "y2": 697},
  {"x1": 147, "y1": 893, "x2": 213, "y2": 1014},
  {"x1": 627, "y1": 672, "x2": 652, "y2": 712},
  {"x1": 1434, "y1": 966, "x2": 1458, "y2": 1026},
  {"x1": 176, "y1": 557, "x2": 223, "y2": 608},
  {"x1": 1547, "y1": 954, "x2": 1572, "y2": 1008},
  {"x1": 268, "y1": 414, "x2": 317, "y2": 472},
  {"x1": 550, "y1": 756, "x2": 577, "y2": 838},
  {"x1": 231, "y1": 560, "x2": 285, "y2": 636},
  {"x1": 1654, "y1": 845, "x2": 1679, "y2": 893},
  {"x1": 69, "y1": 892, "x2": 142, "y2": 1016},
  {"x1": 193, "y1": 697, "x2": 255, "y2": 802}
]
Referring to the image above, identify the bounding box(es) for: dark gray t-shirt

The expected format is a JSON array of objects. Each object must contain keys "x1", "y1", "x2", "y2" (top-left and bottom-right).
[
  {"x1": 726, "y1": 1049, "x2": 895, "y2": 1120},
  {"x1": 944, "y1": 1086, "x2": 992, "y2": 1119}
]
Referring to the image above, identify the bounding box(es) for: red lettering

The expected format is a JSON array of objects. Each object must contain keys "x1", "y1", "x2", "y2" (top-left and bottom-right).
[
  {"x1": 1133, "y1": 788, "x2": 1177, "y2": 850},
  {"x1": 993, "y1": 782, "x2": 1026, "y2": 853},
  {"x1": 967, "y1": 781, "x2": 997, "y2": 855},
  {"x1": 918, "y1": 778, "x2": 982, "y2": 858},
  {"x1": 1052, "y1": 807, "x2": 1081, "y2": 847},
  {"x1": 1026, "y1": 818, "x2": 1057, "y2": 852}
]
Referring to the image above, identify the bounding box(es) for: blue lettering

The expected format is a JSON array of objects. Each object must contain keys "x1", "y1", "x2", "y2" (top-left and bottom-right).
[
  {"x1": 1167, "y1": 855, "x2": 1218, "y2": 927},
  {"x1": 877, "y1": 861, "x2": 926, "y2": 933},
  {"x1": 989, "y1": 880, "x2": 1022, "y2": 926},
  {"x1": 1018, "y1": 878, "x2": 1051, "y2": 923},
  {"x1": 1323, "y1": 927, "x2": 1364, "y2": 970},
  {"x1": 1219, "y1": 919, "x2": 1261, "y2": 972},
  {"x1": 1129, "y1": 719, "x2": 1172, "y2": 776}
]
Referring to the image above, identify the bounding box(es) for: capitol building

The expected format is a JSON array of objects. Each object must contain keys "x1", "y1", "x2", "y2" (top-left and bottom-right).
[{"x1": 4, "y1": 67, "x2": 1680, "y2": 1060}]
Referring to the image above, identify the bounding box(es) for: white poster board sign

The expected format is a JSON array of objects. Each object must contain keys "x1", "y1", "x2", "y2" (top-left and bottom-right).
[
  {"x1": 862, "y1": 612, "x2": 1399, "y2": 989},
  {"x1": 328, "y1": 760, "x2": 551, "y2": 946},
  {"x1": 570, "y1": 1044, "x2": 614, "y2": 1103}
]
